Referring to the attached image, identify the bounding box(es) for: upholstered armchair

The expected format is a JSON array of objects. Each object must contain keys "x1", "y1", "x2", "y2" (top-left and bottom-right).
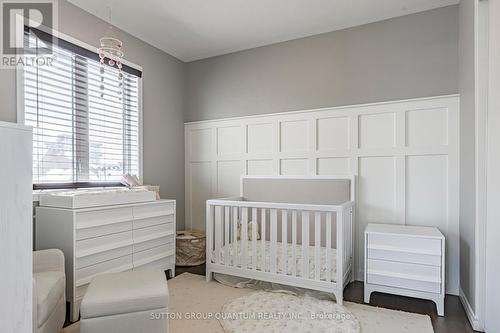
[{"x1": 33, "y1": 249, "x2": 66, "y2": 333}]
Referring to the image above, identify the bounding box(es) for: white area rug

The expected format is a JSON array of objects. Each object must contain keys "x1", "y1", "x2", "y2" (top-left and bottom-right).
[
  {"x1": 62, "y1": 272, "x2": 434, "y2": 333},
  {"x1": 220, "y1": 290, "x2": 360, "y2": 333}
]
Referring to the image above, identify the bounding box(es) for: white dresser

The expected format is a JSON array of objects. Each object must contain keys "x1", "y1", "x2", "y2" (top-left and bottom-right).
[
  {"x1": 0, "y1": 122, "x2": 33, "y2": 333},
  {"x1": 364, "y1": 223, "x2": 445, "y2": 316},
  {"x1": 35, "y1": 199, "x2": 176, "y2": 322}
]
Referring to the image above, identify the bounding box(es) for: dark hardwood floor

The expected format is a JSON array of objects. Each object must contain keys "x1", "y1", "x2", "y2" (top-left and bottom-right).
[{"x1": 173, "y1": 264, "x2": 479, "y2": 333}]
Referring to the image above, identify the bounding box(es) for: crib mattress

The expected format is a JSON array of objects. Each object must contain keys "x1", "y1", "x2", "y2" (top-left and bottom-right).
[{"x1": 212, "y1": 240, "x2": 338, "y2": 282}]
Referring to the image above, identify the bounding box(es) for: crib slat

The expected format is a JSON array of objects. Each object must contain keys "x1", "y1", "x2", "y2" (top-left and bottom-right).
[
  {"x1": 232, "y1": 207, "x2": 238, "y2": 267},
  {"x1": 326, "y1": 212, "x2": 332, "y2": 282},
  {"x1": 261, "y1": 208, "x2": 266, "y2": 272},
  {"x1": 292, "y1": 210, "x2": 297, "y2": 277},
  {"x1": 350, "y1": 208, "x2": 354, "y2": 270},
  {"x1": 252, "y1": 208, "x2": 258, "y2": 270},
  {"x1": 206, "y1": 204, "x2": 214, "y2": 267},
  {"x1": 314, "y1": 212, "x2": 321, "y2": 281},
  {"x1": 344, "y1": 210, "x2": 348, "y2": 265},
  {"x1": 337, "y1": 209, "x2": 344, "y2": 288},
  {"x1": 281, "y1": 210, "x2": 288, "y2": 275},
  {"x1": 270, "y1": 209, "x2": 278, "y2": 274},
  {"x1": 224, "y1": 206, "x2": 230, "y2": 267},
  {"x1": 241, "y1": 207, "x2": 248, "y2": 270},
  {"x1": 302, "y1": 211, "x2": 309, "y2": 279},
  {"x1": 214, "y1": 206, "x2": 222, "y2": 265}
]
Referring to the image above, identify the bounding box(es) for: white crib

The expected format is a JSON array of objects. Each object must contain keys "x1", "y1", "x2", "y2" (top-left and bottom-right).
[{"x1": 206, "y1": 176, "x2": 355, "y2": 304}]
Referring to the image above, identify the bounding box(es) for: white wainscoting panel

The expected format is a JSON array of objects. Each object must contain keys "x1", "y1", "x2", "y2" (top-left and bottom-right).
[
  {"x1": 217, "y1": 126, "x2": 243, "y2": 156},
  {"x1": 185, "y1": 95, "x2": 460, "y2": 294},
  {"x1": 247, "y1": 159, "x2": 275, "y2": 175},
  {"x1": 317, "y1": 116, "x2": 350, "y2": 150},
  {"x1": 317, "y1": 157, "x2": 351, "y2": 175},
  {"x1": 280, "y1": 120, "x2": 309, "y2": 153},
  {"x1": 217, "y1": 160, "x2": 243, "y2": 197},
  {"x1": 189, "y1": 162, "x2": 212, "y2": 230},
  {"x1": 406, "y1": 107, "x2": 448, "y2": 147},
  {"x1": 247, "y1": 123, "x2": 275, "y2": 154},
  {"x1": 280, "y1": 158, "x2": 309, "y2": 175},
  {"x1": 189, "y1": 128, "x2": 212, "y2": 161},
  {"x1": 358, "y1": 112, "x2": 396, "y2": 149}
]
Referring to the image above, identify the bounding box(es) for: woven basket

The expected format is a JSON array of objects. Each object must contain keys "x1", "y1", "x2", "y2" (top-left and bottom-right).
[{"x1": 175, "y1": 230, "x2": 206, "y2": 266}]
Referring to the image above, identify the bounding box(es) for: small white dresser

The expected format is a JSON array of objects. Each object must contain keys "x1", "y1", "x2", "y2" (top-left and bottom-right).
[
  {"x1": 364, "y1": 223, "x2": 445, "y2": 316},
  {"x1": 35, "y1": 199, "x2": 176, "y2": 322}
]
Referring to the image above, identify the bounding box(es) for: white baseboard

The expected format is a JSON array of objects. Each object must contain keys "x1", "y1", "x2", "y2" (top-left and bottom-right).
[{"x1": 459, "y1": 288, "x2": 482, "y2": 331}]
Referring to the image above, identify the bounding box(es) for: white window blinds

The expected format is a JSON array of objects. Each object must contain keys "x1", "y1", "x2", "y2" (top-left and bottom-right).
[{"x1": 23, "y1": 29, "x2": 141, "y2": 186}]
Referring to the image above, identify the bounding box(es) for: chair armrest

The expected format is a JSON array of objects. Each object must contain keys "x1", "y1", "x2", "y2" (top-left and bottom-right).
[
  {"x1": 32, "y1": 279, "x2": 37, "y2": 332},
  {"x1": 33, "y1": 249, "x2": 65, "y2": 274}
]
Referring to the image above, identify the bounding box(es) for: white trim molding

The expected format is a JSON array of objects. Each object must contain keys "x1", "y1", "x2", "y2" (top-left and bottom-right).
[
  {"x1": 460, "y1": 288, "x2": 481, "y2": 331},
  {"x1": 473, "y1": 0, "x2": 489, "y2": 331}
]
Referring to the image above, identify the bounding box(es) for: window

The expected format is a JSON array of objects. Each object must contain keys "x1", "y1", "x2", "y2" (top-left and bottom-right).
[{"x1": 20, "y1": 28, "x2": 142, "y2": 188}]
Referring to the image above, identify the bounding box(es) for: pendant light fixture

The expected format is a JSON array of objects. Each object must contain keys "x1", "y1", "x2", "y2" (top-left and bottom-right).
[{"x1": 98, "y1": 6, "x2": 124, "y2": 99}]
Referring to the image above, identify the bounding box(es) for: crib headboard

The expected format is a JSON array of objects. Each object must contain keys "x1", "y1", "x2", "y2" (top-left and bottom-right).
[{"x1": 241, "y1": 176, "x2": 354, "y2": 205}]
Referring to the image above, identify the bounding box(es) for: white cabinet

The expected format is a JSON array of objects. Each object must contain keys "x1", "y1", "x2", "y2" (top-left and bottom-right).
[
  {"x1": 0, "y1": 122, "x2": 33, "y2": 333},
  {"x1": 364, "y1": 223, "x2": 445, "y2": 316},
  {"x1": 35, "y1": 199, "x2": 176, "y2": 322}
]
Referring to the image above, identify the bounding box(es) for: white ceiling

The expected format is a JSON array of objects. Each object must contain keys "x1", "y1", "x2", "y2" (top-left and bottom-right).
[{"x1": 68, "y1": 0, "x2": 459, "y2": 62}]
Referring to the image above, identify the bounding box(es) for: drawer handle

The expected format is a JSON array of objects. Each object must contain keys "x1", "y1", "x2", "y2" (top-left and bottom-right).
[{"x1": 76, "y1": 239, "x2": 133, "y2": 258}]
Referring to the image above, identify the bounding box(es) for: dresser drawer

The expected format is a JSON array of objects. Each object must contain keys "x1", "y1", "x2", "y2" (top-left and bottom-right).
[
  {"x1": 134, "y1": 214, "x2": 174, "y2": 229},
  {"x1": 367, "y1": 259, "x2": 441, "y2": 293},
  {"x1": 75, "y1": 283, "x2": 89, "y2": 300},
  {"x1": 134, "y1": 255, "x2": 174, "y2": 271},
  {"x1": 134, "y1": 235, "x2": 174, "y2": 253},
  {"x1": 133, "y1": 202, "x2": 174, "y2": 220},
  {"x1": 133, "y1": 244, "x2": 174, "y2": 268},
  {"x1": 76, "y1": 207, "x2": 133, "y2": 229},
  {"x1": 367, "y1": 273, "x2": 441, "y2": 294},
  {"x1": 75, "y1": 231, "x2": 133, "y2": 269},
  {"x1": 76, "y1": 231, "x2": 133, "y2": 257},
  {"x1": 368, "y1": 234, "x2": 441, "y2": 256},
  {"x1": 367, "y1": 248, "x2": 441, "y2": 266},
  {"x1": 76, "y1": 220, "x2": 132, "y2": 240},
  {"x1": 75, "y1": 254, "x2": 133, "y2": 287},
  {"x1": 133, "y1": 222, "x2": 175, "y2": 244}
]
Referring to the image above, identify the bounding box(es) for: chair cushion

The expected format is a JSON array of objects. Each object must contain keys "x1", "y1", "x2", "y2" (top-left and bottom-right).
[
  {"x1": 80, "y1": 270, "x2": 168, "y2": 319},
  {"x1": 34, "y1": 271, "x2": 65, "y2": 326}
]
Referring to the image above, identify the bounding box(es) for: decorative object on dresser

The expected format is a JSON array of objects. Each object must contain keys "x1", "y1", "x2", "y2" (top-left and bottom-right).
[
  {"x1": 364, "y1": 223, "x2": 445, "y2": 316},
  {"x1": 35, "y1": 192, "x2": 176, "y2": 322},
  {"x1": 0, "y1": 122, "x2": 33, "y2": 333}
]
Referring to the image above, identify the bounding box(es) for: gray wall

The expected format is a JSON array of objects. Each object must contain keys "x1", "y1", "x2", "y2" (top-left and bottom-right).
[
  {"x1": 0, "y1": 0, "x2": 186, "y2": 228},
  {"x1": 458, "y1": 0, "x2": 476, "y2": 312},
  {"x1": 184, "y1": 5, "x2": 459, "y2": 122}
]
